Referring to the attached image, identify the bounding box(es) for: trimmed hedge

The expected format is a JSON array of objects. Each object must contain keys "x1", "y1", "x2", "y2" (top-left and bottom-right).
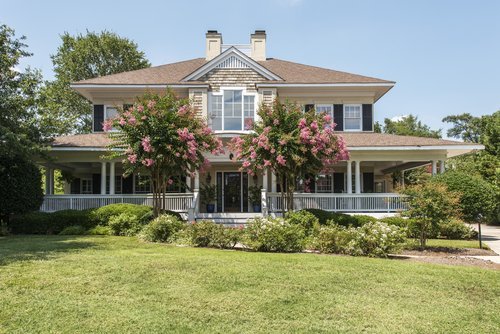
[
  {"x1": 139, "y1": 214, "x2": 185, "y2": 243},
  {"x1": 301, "y1": 209, "x2": 377, "y2": 227},
  {"x1": 8, "y1": 209, "x2": 97, "y2": 234},
  {"x1": 92, "y1": 204, "x2": 152, "y2": 225}
]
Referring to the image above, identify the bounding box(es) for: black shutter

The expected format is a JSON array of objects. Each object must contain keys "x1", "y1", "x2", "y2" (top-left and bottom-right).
[
  {"x1": 93, "y1": 105, "x2": 104, "y2": 132},
  {"x1": 70, "y1": 178, "x2": 81, "y2": 194},
  {"x1": 363, "y1": 173, "x2": 374, "y2": 193},
  {"x1": 334, "y1": 104, "x2": 343, "y2": 131},
  {"x1": 333, "y1": 173, "x2": 344, "y2": 193},
  {"x1": 122, "y1": 175, "x2": 133, "y2": 194},
  {"x1": 92, "y1": 174, "x2": 101, "y2": 194},
  {"x1": 362, "y1": 104, "x2": 373, "y2": 131},
  {"x1": 304, "y1": 104, "x2": 315, "y2": 112}
]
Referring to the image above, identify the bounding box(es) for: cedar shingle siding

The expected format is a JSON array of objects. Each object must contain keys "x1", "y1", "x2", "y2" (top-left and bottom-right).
[{"x1": 198, "y1": 68, "x2": 266, "y2": 92}]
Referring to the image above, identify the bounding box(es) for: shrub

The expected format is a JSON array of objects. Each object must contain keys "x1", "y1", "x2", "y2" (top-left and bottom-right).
[
  {"x1": 439, "y1": 219, "x2": 477, "y2": 240},
  {"x1": 108, "y1": 213, "x2": 143, "y2": 236},
  {"x1": 314, "y1": 225, "x2": 354, "y2": 254},
  {"x1": 348, "y1": 222, "x2": 406, "y2": 257},
  {"x1": 432, "y1": 171, "x2": 497, "y2": 223},
  {"x1": 8, "y1": 209, "x2": 96, "y2": 234},
  {"x1": 244, "y1": 218, "x2": 306, "y2": 252},
  {"x1": 378, "y1": 216, "x2": 423, "y2": 238},
  {"x1": 139, "y1": 214, "x2": 185, "y2": 243},
  {"x1": 87, "y1": 225, "x2": 112, "y2": 235},
  {"x1": 92, "y1": 204, "x2": 152, "y2": 225},
  {"x1": 211, "y1": 226, "x2": 244, "y2": 249},
  {"x1": 285, "y1": 210, "x2": 320, "y2": 236},
  {"x1": 186, "y1": 220, "x2": 219, "y2": 247},
  {"x1": 302, "y1": 209, "x2": 376, "y2": 227},
  {"x1": 59, "y1": 225, "x2": 86, "y2": 235}
]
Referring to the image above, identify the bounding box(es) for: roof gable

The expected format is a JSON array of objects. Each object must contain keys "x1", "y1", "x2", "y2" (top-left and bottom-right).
[{"x1": 182, "y1": 47, "x2": 282, "y2": 82}]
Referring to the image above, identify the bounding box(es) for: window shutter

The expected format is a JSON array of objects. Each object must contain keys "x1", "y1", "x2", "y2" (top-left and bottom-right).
[
  {"x1": 192, "y1": 91, "x2": 203, "y2": 117},
  {"x1": 333, "y1": 173, "x2": 345, "y2": 193},
  {"x1": 362, "y1": 104, "x2": 373, "y2": 131},
  {"x1": 363, "y1": 173, "x2": 374, "y2": 193},
  {"x1": 92, "y1": 174, "x2": 101, "y2": 194},
  {"x1": 93, "y1": 105, "x2": 104, "y2": 132},
  {"x1": 262, "y1": 90, "x2": 274, "y2": 107},
  {"x1": 333, "y1": 104, "x2": 343, "y2": 131},
  {"x1": 122, "y1": 175, "x2": 133, "y2": 194},
  {"x1": 70, "y1": 178, "x2": 81, "y2": 194},
  {"x1": 304, "y1": 104, "x2": 315, "y2": 112}
]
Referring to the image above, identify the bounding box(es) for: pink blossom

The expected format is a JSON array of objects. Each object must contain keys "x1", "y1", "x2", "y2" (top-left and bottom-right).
[
  {"x1": 323, "y1": 114, "x2": 332, "y2": 122},
  {"x1": 250, "y1": 151, "x2": 257, "y2": 159},
  {"x1": 178, "y1": 105, "x2": 189, "y2": 115},
  {"x1": 127, "y1": 154, "x2": 137, "y2": 164},
  {"x1": 242, "y1": 160, "x2": 251, "y2": 168},
  {"x1": 141, "y1": 115, "x2": 147, "y2": 120},
  {"x1": 141, "y1": 136, "x2": 152, "y2": 152},
  {"x1": 137, "y1": 105, "x2": 144, "y2": 112},
  {"x1": 299, "y1": 118, "x2": 307, "y2": 129},
  {"x1": 264, "y1": 159, "x2": 272, "y2": 167},
  {"x1": 167, "y1": 178, "x2": 174, "y2": 185},
  {"x1": 279, "y1": 139, "x2": 287, "y2": 145},
  {"x1": 277, "y1": 155, "x2": 286, "y2": 166},
  {"x1": 142, "y1": 158, "x2": 154, "y2": 167},
  {"x1": 147, "y1": 100, "x2": 156, "y2": 109},
  {"x1": 119, "y1": 118, "x2": 126, "y2": 126},
  {"x1": 273, "y1": 119, "x2": 279, "y2": 125},
  {"x1": 244, "y1": 118, "x2": 254, "y2": 130},
  {"x1": 102, "y1": 120, "x2": 113, "y2": 132},
  {"x1": 128, "y1": 116, "x2": 137, "y2": 125}
]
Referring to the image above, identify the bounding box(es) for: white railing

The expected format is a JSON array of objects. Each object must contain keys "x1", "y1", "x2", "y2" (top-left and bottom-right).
[
  {"x1": 40, "y1": 194, "x2": 194, "y2": 213},
  {"x1": 267, "y1": 193, "x2": 407, "y2": 213}
]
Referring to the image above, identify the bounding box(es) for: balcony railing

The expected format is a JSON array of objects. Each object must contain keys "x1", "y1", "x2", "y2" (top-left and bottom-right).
[
  {"x1": 266, "y1": 193, "x2": 407, "y2": 213},
  {"x1": 40, "y1": 194, "x2": 194, "y2": 213}
]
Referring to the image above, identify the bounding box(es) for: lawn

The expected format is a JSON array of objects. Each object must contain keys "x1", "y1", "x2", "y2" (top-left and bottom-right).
[
  {"x1": 404, "y1": 238, "x2": 487, "y2": 250},
  {"x1": 0, "y1": 236, "x2": 499, "y2": 333}
]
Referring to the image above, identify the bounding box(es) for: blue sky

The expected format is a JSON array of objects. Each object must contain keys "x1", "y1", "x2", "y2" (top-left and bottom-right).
[{"x1": 2, "y1": 0, "x2": 499, "y2": 136}]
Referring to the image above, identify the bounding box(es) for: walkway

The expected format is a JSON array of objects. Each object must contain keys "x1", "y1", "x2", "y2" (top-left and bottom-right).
[{"x1": 469, "y1": 224, "x2": 500, "y2": 264}]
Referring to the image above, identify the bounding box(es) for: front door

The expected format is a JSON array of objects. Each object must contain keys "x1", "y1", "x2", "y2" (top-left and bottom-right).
[{"x1": 216, "y1": 172, "x2": 249, "y2": 212}]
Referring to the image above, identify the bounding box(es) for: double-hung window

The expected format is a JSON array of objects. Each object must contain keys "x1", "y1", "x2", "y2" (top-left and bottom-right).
[
  {"x1": 210, "y1": 89, "x2": 255, "y2": 131},
  {"x1": 316, "y1": 174, "x2": 333, "y2": 193},
  {"x1": 134, "y1": 174, "x2": 151, "y2": 193},
  {"x1": 81, "y1": 179, "x2": 93, "y2": 194},
  {"x1": 315, "y1": 104, "x2": 333, "y2": 118},
  {"x1": 344, "y1": 104, "x2": 362, "y2": 131},
  {"x1": 105, "y1": 106, "x2": 119, "y2": 131}
]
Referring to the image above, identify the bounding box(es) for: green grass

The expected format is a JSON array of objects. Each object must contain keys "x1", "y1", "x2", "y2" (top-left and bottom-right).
[
  {"x1": 404, "y1": 238, "x2": 487, "y2": 250},
  {"x1": 0, "y1": 236, "x2": 499, "y2": 334}
]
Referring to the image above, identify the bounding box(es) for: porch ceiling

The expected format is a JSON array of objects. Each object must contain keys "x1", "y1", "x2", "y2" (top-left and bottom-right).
[{"x1": 381, "y1": 161, "x2": 430, "y2": 174}]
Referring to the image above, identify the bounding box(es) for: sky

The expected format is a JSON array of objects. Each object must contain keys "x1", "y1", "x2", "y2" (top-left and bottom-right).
[{"x1": 2, "y1": 0, "x2": 499, "y2": 137}]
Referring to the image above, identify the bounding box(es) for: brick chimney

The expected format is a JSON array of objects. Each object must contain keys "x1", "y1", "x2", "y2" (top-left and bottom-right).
[
  {"x1": 205, "y1": 30, "x2": 222, "y2": 61},
  {"x1": 250, "y1": 30, "x2": 266, "y2": 61}
]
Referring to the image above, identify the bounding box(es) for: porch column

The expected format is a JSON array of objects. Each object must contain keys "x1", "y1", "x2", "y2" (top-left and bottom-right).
[
  {"x1": 271, "y1": 172, "x2": 277, "y2": 192},
  {"x1": 431, "y1": 160, "x2": 437, "y2": 176},
  {"x1": 188, "y1": 172, "x2": 200, "y2": 222},
  {"x1": 109, "y1": 162, "x2": 116, "y2": 195},
  {"x1": 101, "y1": 162, "x2": 107, "y2": 194},
  {"x1": 354, "y1": 160, "x2": 361, "y2": 194},
  {"x1": 261, "y1": 169, "x2": 268, "y2": 217},
  {"x1": 346, "y1": 161, "x2": 352, "y2": 194},
  {"x1": 186, "y1": 174, "x2": 191, "y2": 192},
  {"x1": 440, "y1": 160, "x2": 446, "y2": 174}
]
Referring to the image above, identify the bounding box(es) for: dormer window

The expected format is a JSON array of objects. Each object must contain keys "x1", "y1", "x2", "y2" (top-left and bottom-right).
[
  {"x1": 344, "y1": 104, "x2": 362, "y2": 131},
  {"x1": 209, "y1": 88, "x2": 256, "y2": 131}
]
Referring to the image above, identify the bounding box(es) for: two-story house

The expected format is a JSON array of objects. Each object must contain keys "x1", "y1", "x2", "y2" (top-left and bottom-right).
[{"x1": 40, "y1": 30, "x2": 482, "y2": 221}]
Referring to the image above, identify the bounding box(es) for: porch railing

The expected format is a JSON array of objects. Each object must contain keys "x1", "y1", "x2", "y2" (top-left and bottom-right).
[
  {"x1": 40, "y1": 194, "x2": 194, "y2": 213},
  {"x1": 266, "y1": 193, "x2": 407, "y2": 213}
]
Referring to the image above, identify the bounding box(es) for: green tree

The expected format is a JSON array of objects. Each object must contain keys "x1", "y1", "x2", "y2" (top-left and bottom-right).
[
  {"x1": 40, "y1": 30, "x2": 150, "y2": 135},
  {"x1": 383, "y1": 114, "x2": 441, "y2": 138},
  {"x1": 403, "y1": 183, "x2": 461, "y2": 248}
]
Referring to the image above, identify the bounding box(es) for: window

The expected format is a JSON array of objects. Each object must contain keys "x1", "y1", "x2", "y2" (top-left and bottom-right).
[
  {"x1": 344, "y1": 104, "x2": 362, "y2": 131},
  {"x1": 105, "y1": 106, "x2": 119, "y2": 131},
  {"x1": 106, "y1": 176, "x2": 123, "y2": 194},
  {"x1": 209, "y1": 89, "x2": 255, "y2": 131},
  {"x1": 81, "y1": 179, "x2": 92, "y2": 194},
  {"x1": 316, "y1": 174, "x2": 333, "y2": 193},
  {"x1": 134, "y1": 174, "x2": 151, "y2": 193},
  {"x1": 315, "y1": 104, "x2": 333, "y2": 118}
]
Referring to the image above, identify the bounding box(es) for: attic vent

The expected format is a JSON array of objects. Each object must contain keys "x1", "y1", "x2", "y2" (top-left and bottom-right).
[
  {"x1": 192, "y1": 91, "x2": 203, "y2": 117},
  {"x1": 215, "y1": 55, "x2": 250, "y2": 69}
]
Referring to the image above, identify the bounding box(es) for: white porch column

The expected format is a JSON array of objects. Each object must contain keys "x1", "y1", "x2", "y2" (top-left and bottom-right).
[
  {"x1": 271, "y1": 172, "x2": 277, "y2": 193},
  {"x1": 109, "y1": 162, "x2": 116, "y2": 195},
  {"x1": 440, "y1": 160, "x2": 446, "y2": 174},
  {"x1": 45, "y1": 168, "x2": 53, "y2": 195},
  {"x1": 354, "y1": 160, "x2": 361, "y2": 194},
  {"x1": 101, "y1": 162, "x2": 107, "y2": 194},
  {"x1": 186, "y1": 174, "x2": 191, "y2": 192},
  {"x1": 346, "y1": 161, "x2": 352, "y2": 194},
  {"x1": 431, "y1": 160, "x2": 437, "y2": 176},
  {"x1": 188, "y1": 172, "x2": 200, "y2": 222},
  {"x1": 261, "y1": 169, "x2": 268, "y2": 217}
]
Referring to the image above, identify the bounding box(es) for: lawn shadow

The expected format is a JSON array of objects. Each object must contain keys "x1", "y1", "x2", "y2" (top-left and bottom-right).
[{"x1": 0, "y1": 235, "x2": 97, "y2": 266}]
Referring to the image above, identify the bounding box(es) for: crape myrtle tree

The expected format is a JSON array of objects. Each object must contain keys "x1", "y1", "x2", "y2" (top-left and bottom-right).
[
  {"x1": 229, "y1": 100, "x2": 349, "y2": 212},
  {"x1": 107, "y1": 90, "x2": 224, "y2": 217}
]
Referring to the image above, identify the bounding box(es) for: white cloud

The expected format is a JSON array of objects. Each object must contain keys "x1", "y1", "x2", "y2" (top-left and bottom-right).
[{"x1": 390, "y1": 115, "x2": 408, "y2": 122}]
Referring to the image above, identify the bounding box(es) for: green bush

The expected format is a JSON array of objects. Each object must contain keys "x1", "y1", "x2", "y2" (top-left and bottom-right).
[
  {"x1": 139, "y1": 214, "x2": 185, "y2": 243},
  {"x1": 8, "y1": 209, "x2": 96, "y2": 234},
  {"x1": 314, "y1": 225, "x2": 354, "y2": 254},
  {"x1": 92, "y1": 204, "x2": 152, "y2": 225},
  {"x1": 302, "y1": 209, "x2": 376, "y2": 227},
  {"x1": 211, "y1": 226, "x2": 244, "y2": 249},
  {"x1": 439, "y1": 219, "x2": 477, "y2": 240},
  {"x1": 432, "y1": 171, "x2": 497, "y2": 223},
  {"x1": 244, "y1": 218, "x2": 306, "y2": 252},
  {"x1": 59, "y1": 225, "x2": 86, "y2": 235},
  {"x1": 285, "y1": 210, "x2": 320, "y2": 236},
  {"x1": 86, "y1": 225, "x2": 112, "y2": 235},
  {"x1": 379, "y1": 216, "x2": 422, "y2": 238},
  {"x1": 186, "y1": 220, "x2": 219, "y2": 247},
  {"x1": 108, "y1": 213, "x2": 143, "y2": 236},
  {"x1": 349, "y1": 222, "x2": 406, "y2": 257}
]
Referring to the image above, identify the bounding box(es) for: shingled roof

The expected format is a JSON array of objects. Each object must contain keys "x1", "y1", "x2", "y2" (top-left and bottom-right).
[
  {"x1": 72, "y1": 58, "x2": 394, "y2": 86},
  {"x1": 51, "y1": 132, "x2": 477, "y2": 149}
]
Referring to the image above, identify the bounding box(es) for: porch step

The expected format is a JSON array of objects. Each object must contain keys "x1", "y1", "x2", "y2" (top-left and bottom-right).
[{"x1": 195, "y1": 213, "x2": 262, "y2": 225}]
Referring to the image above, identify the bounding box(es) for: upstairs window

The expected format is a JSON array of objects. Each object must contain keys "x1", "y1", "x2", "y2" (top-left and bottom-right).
[
  {"x1": 105, "y1": 106, "x2": 119, "y2": 131},
  {"x1": 344, "y1": 104, "x2": 362, "y2": 131},
  {"x1": 210, "y1": 89, "x2": 255, "y2": 131},
  {"x1": 315, "y1": 104, "x2": 333, "y2": 118}
]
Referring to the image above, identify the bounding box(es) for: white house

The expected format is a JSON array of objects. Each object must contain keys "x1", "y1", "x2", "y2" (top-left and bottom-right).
[{"x1": 40, "y1": 30, "x2": 483, "y2": 222}]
